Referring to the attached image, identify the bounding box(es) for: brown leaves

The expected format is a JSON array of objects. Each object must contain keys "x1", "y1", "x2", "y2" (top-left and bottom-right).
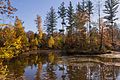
[{"x1": 0, "y1": 0, "x2": 17, "y2": 17}]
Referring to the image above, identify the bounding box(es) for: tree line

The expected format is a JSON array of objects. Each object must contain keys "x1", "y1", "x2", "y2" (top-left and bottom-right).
[
  {"x1": 44, "y1": 0, "x2": 120, "y2": 51},
  {"x1": 0, "y1": 0, "x2": 120, "y2": 58}
]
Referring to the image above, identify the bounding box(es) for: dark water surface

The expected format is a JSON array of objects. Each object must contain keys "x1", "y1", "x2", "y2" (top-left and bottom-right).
[{"x1": 1, "y1": 51, "x2": 120, "y2": 80}]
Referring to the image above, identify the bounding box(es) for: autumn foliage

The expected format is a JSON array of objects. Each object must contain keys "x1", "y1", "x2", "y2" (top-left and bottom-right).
[{"x1": 1, "y1": 0, "x2": 120, "y2": 58}]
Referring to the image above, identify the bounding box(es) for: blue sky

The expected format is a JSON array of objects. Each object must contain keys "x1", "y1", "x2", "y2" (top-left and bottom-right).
[
  {"x1": 12, "y1": 0, "x2": 79, "y2": 32},
  {"x1": 4, "y1": 0, "x2": 120, "y2": 32}
]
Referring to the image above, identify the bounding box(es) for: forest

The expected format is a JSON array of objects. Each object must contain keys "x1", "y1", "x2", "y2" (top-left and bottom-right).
[{"x1": 0, "y1": 0, "x2": 120, "y2": 58}]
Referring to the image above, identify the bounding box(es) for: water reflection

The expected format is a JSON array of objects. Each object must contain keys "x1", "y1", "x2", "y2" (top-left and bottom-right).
[{"x1": 0, "y1": 52, "x2": 120, "y2": 80}]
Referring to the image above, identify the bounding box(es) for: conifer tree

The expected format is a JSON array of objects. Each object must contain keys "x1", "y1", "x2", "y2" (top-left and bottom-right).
[
  {"x1": 103, "y1": 0, "x2": 119, "y2": 46},
  {"x1": 66, "y1": 1, "x2": 74, "y2": 36},
  {"x1": 58, "y1": 2, "x2": 66, "y2": 34},
  {"x1": 44, "y1": 7, "x2": 57, "y2": 37},
  {"x1": 74, "y1": 2, "x2": 88, "y2": 49},
  {"x1": 86, "y1": 0, "x2": 94, "y2": 49}
]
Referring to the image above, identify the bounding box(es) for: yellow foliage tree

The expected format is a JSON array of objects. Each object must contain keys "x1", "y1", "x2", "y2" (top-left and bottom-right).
[
  {"x1": 14, "y1": 16, "x2": 28, "y2": 50},
  {"x1": 0, "y1": 61, "x2": 8, "y2": 80},
  {"x1": 48, "y1": 52, "x2": 55, "y2": 63},
  {"x1": 54, "y1": 35, "x2": 63, "y2": 49},
  {"x1": 0, "y1": 36, "x2": 22, "y2": 58},
  {"x1": 0, "y1": 17, "x2": 28, "y2": 58},
  {"x1": 48, "y1": 36, "x2": 55, "y2": 48},
  {"x1": 35, "y1": 38, "x2": 38, "y2": 46}
]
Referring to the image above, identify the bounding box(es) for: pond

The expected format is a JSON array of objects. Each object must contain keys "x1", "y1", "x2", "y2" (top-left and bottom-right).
[{"x1": 1, "y1": 51, "x2": 120, "y2": 80}]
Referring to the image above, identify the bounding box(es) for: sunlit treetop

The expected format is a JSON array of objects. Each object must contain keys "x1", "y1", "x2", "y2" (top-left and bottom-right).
[{"x1": 15, "y1": 16, "x2": 23, "y2": 28}]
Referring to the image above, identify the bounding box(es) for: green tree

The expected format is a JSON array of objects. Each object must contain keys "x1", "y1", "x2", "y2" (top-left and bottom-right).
[
  {"x1": 97, "y1": 0, "x2": 103, "y2": 51},
  {"x1": 86, "y1": 0, "x2": 94, "y2": 49},
  {"x1": 74, "y1": 2, "x2": 89, "y2": 49},
  {"x1": 75, "y1": 2, "x2": 88, "y2": 31},
  {"x1": 76, "y1": 2, "x2": 82, "y2": 12},
  {"x1": 58, "y1": 2, "x2": 66, "y2": 34},
  {"x1": 91, "y1": 27, "x2": 99, "y2": 50},
  {"x1": 103, "y1": 0, "x2": 119, "y2": 47},
  {"x1": 44, "y1": 7, "x2": 57, "y2": 37},
  {"x1": 66, "y1": 1, "x2": 74, "y2": 37},
  {"x1": 76, "y1": 0, "x2": 86, "y2": 12}
]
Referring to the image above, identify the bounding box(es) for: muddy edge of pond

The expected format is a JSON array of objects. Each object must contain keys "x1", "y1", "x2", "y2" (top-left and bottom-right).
[
  {"x1": 22, "y1": 49, "x2": 116, "y2": 56},
  {"x1": 22, "y1": 50, "x2": 62, "y2": 55}
]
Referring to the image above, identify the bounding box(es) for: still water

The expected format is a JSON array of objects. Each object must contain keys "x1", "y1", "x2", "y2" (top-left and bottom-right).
[{"x1": 1, "y1": 51, "x2": 120, "y2": 80}]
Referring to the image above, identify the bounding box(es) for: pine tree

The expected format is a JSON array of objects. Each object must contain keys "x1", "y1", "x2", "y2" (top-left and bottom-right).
[
  {"x1": 86, "y1": 0, "x2": 94, "y2": 49},
  {"x1": 82, "y1": 0, "x2": 85, "y2": 11},
  {"x1": 97, "y1": 0, "x2": 104, "y2": 51},
  {"x1": 44, "y1": 7, "x2": 57, "y2": 37},
  {"x1": 86, "y1": 0, "x2": 94, "y2": 18},
  {"x1": 76, "y1": 2, "x2": 81, "y2": 13},
  {"x1": 58, "y1": 2, "x2": 66, "y2": 34},
  {"x1": 75, "y1": 2, "x2": 88, "y2": 30},
  {"x1": 76, "y1": 0, "x2": 85, "y2": 12},
  {"x1": 66, "y1": 1, "x2": 74, "y2": 36},
  {"x1": 74, "y1": 2, "x2": 88, "y2": 49},
  {"x1": 103, "y1": 0, "x2": 119, "y2": 47}
]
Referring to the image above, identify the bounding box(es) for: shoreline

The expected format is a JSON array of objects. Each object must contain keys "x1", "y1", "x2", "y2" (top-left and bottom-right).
[{"x1": 22, "y1": 49, "x2": 120, "y2": 58}]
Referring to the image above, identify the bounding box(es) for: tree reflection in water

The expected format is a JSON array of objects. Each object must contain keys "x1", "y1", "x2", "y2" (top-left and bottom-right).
[
  {"x1": 0, "y1": 52, "x2": 120, "y2": 80},
  {"x1": 0, "y1": 60, "x2": 8, "y2": 80},
  {"x1": 35, "y1": 62, "x2": 42, "y2": 80}
]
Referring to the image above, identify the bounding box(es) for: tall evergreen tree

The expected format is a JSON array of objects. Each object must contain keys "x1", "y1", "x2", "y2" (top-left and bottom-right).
[
  {"x1": 66, "y1": 1, "x2": 74, "y2": 36},
  {"x1": 58, "y1": 2, "x2": 66, "y2": 34},
  {"x1": 81, "y1": 0, "x2": 86, "y2": 11},
  {"x1": 76, "y1": 2, "x2": 82, "y2": 12},
  {"x1": 76, "y1": 0, "x2": 86, "y2": 12},
  {"x1": 75, "y1": 2, "x2": 88, "y2": 31},
  {"x1": 76, "y1": 0, "x2": 87, "y2": 12},
  {"x1": 86, "y1": 0, "x2": 94, "y2": 20},
  {"x1": 103, "y1": 0, "x2": 119, "y2": 46},
  {"x1": 44, "y1": 7, "x2": 57, "y2": 36},
  {"x1": 74, "y1": 2, "x2": 88, "y2": 49},
  {"x1": 86, "y1": 0, "x2": 94, "y2": 49},
  {"x1": 97, "y1": 0, "x2": 103, "y2": 51}
]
